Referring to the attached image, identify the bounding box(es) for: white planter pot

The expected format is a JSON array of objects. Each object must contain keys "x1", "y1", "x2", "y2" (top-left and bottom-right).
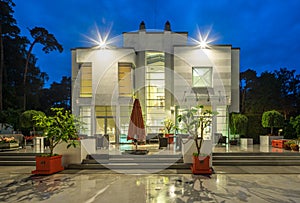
[
  {"x1": 240, "y1": 138, "x2": 253, "y2": 146},
  {"x1": 260, "y1": 136, "x2": 283, "y2": 146}
]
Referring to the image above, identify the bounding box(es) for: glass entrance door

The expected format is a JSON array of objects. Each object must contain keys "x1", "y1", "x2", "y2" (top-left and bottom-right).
[{"x1": 96, "y1": 117, "x2": 116, "y2": 143}]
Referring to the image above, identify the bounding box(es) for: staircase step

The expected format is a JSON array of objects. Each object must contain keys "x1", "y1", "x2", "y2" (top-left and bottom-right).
[
  {"x1": 0, "y1": 161, "x2": 36, "y2": 166},
  {"x1": 213, "y1": 160, "x2": 300, "y2": 166},
  {"x1": 68, "y1": 162, "x2": 190, "y2": 170}
]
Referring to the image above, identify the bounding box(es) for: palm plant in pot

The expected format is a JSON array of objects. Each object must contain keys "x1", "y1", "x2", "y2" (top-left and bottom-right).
[
  {"x1": 31, "y1": 108, "x2": 81, "y2": 174},
  {"x1": 163, "y1": 118, "x2": 175, "y2": 144},
  {"x1": 177, "y1": 105, "x2": 216, "y2": 174}
]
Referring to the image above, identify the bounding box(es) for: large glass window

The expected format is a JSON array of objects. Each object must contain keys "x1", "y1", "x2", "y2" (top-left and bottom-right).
[
  {"x1": 145, "y1": 52, "x2": 165, "y2": 133},
  {"x1": 192, "y1": 67, "x2": 212, "y2": 87},
  {"x1": 80, "y1": 64, "x2": 92, "y2": 97},
  {"x1": 95, "y1": 106, "x2": 116, "y2": 143},
  {"x1": 79, "y1": 106, "x2": 91, "y2": 136},
  {"x1": 118, "y1": 62, "x2": 132, "y2": 97}
]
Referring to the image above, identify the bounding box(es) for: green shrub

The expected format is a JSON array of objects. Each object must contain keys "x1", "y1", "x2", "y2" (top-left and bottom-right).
[{"x1": 262, "y1": 110, "x2": 284, "y2": 135}]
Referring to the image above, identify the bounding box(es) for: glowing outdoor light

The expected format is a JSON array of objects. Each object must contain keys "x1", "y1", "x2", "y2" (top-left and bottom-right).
[
  {"x1": 192, "y1": 25, "x2": 216, "y2": 49},
  {"x1": 83, "y1": 24, "x2": 115, "y2": 49}
]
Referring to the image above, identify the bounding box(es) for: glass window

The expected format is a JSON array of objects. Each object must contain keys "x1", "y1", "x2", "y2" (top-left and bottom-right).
[
  {"x1": 145, "y1": 52, "x2": 165, "y2": 133},
  {"x1": 80, "y1": 106, "x2": 91, "y2": 136},
  {"x1": 80, "y1": 64, "x2": 92, "y2": 97},
  {"x1": 118, "y1": 63, "x2": 132, "y2": 97},
  {"x1": 192, "y1": 67, "x2": 212, "y2": 87}
]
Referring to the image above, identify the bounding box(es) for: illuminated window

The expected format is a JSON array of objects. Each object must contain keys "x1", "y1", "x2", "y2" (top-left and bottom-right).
[
  {"x1": 80, "y1": 64, "x2": 92, "y2": 97},
  {"x1": 118, "y1": 62, "x2": 132, "y2": 97},
  {"x1": 79, "y1": 106, "x2": 91, "y2": 136},
  {"x1": 145, "y1": 52, "x2": 165, "y2": 133},
  {"x1": 192, "y1": 67, "x2": 212, "y2": 87}
]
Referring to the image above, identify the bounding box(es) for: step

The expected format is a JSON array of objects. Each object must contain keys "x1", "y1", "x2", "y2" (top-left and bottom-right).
[
  {"x1": 0, "y1": 152, "x2": 44, "y2": 166},
  {"x1": 213, "y1": 156, "x2": 300, "y2": 160},
  {"x1": 68, "y1": 162, "x2": 190, "y2": 170},
  {"x1": 213, "y1": 160, "x2": 300, "y2": 166},
  {"x1": 0, "y1": 161, "x2": 36, "y2": 166},
  {"x1": 212, "y1": 152, "x2": 300, "y2": 166},
  {"x1": 213, "y1": 152, "x2": 300, "y2": 156},
  {"x1": 0, "y1": 156, "x2": 36, "y2": 161}
]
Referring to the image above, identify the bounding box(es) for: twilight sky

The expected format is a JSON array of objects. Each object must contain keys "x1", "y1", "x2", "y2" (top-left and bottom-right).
[{"x1": 13, "y1": 0, "x2": 300, "y2": 87}]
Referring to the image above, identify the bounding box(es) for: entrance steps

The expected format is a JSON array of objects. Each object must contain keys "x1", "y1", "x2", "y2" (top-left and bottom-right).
[
  {"x1": 212, "y1": 152, "x2": 300, "y2": 166},
  {"x1": 1, "y1": 152, "x2": 300, "y2": 167},
  {"x1": 67, "y1": 154, "x2": 189, "y2": 170},
  {"x1": 0, "y1": 152, "x2": 43, "y2": 166}
]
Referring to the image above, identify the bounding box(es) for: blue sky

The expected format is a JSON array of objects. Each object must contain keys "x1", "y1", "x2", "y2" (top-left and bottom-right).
[{"x1": 13, "y1": 0, "x2": 300, "y2": 87}]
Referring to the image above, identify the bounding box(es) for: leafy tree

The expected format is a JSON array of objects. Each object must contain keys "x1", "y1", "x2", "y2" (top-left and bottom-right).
[
  {"x1": 23, "y1": 27, "x2": 63, "y2": 110},
  {"x1": 240, "y1": 69, "x2": 257, "y2": 114},
  {"x1": 177, "y1": 105, "x2": 216, "y2": 156},
  {"x1": 290, "y1": 115, "x2": 300, "y2": 138},
  {"x1": 262, "y1": 110, "x2": 284, "y2": 135},
  {"x1": 274, "y1": 68, "x2": 300, "y2": 119},
  {"x1": 19, "y1": 110, "x2": 45, "y2": 135},
  {"x1": 33, "y1": 108, "x2": 80, "y2": 156},
  {"x1": 0, "y1": 108, "x2": 22, "y2": 130},
  {"x1": 39, "y1": 76, "x2": 71, "y2": 113},
  {"x1": 229, "y1": 113, "x2": 248, "y2": 138},
  {"x1": 0, "y1": 0, "x2": 20, "y2": 110}
]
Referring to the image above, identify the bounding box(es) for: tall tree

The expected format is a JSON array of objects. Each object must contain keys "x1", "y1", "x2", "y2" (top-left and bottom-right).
[
  {"x1": 23, "y1": 27, "x2": 63, "y2": 110},
  {"x1": 274, "y1": 68, "x2": 300, "y2": 119},
  {"x1": 39, "y1": 76, "x2": 71, "y2": 113},
  {"x1": 240, "y1": 69, "x2": 257, "y2": 113},
  {"x1": 0, "y1": 0, "x2": 20, "y2": 111}
]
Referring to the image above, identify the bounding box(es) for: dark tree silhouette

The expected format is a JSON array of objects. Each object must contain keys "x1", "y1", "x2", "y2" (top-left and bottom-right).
[
  {"x1": 0, "y1": 0, "x2": 20, "y2": 111},
  {"x1": 23, "y1": 27, "x2": 63, "y2": 110}
]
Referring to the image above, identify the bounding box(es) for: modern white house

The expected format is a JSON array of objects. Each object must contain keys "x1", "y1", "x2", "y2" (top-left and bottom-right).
[{"x1": 71, "y1": 21, "x2": 240, "y2": 145}]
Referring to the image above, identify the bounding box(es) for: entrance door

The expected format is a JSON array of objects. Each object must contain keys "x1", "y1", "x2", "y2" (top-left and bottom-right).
[{"x1": 96, "y1": 117, "x2": 116, "y2": 143}]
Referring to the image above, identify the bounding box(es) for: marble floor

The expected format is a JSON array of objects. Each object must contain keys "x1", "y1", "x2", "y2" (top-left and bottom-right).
[{"x1": 0, "y1": 166, "x2": 300, "y2": 203}]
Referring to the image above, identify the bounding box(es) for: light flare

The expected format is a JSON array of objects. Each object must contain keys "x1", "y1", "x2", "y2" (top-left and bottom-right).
[
  {"x1": 192, "y1": 25, "x2": 217, "y2": 49},
  {"x1": 83, "y1": 23, "x2": 117, "y2": 49}
]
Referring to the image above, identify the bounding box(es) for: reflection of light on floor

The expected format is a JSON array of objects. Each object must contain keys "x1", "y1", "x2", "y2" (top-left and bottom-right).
[{"x1": 169, "y1": 185, "x2": 176, "y2": 198}]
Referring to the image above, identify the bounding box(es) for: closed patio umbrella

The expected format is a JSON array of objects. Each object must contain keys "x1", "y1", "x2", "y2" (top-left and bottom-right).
[{"x1": 127, "y1": 98, "x2": 146, "y2": 142}]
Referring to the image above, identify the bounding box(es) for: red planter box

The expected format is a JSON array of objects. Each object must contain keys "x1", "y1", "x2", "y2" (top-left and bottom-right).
[
  {"x1": 32, "y1": 155, "x2": 64, "y2": 175},
  {"x1": 191, "y1": 155, "x2": 212, "y2": 175},
  {"x1": 272, "y1": 140, "x2": 287, "y2": 148},
  {"x1": 165, "y1": 134, "x2": 174, "y2": 144}
]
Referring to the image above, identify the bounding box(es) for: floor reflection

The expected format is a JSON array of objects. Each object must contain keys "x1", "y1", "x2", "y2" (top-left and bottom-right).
[{"x1": 0, "y1": 173, "x2": 300, "y2": 203}]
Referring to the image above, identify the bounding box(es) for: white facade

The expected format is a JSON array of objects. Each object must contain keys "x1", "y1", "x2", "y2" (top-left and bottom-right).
[{"x1": 71, "y1": 23, "x2": 240, "y2": 144}]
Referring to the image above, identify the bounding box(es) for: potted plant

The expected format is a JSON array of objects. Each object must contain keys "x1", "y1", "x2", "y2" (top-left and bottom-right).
[
  {"x1": 260, "y1": 110, "x2": 284, "y2": 146},
  {"x1": 290, "y1": 143, "x2": 299, "y2": 151},
  {"x1": 163, "y1": 118, "x2": 175, "y2": 144},
  {"x1": 31, "y1": 108, "x2": 81, "y2": 175},
  {"x1": 229, "y1": 113, "x2": 248, "y2": 145},
  {"x1": 20, "y1": 110, "x2": 45, "y2": 147},
  {"x1": 262, "y1": 110, "x2": 284, "y2": 135},
  {"x1": 177, "y1": 105, "x2": 216, "y2": 175}
]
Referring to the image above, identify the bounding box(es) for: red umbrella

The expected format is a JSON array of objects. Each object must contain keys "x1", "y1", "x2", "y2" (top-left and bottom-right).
[{"x1": 127, "y1": 98, "x2": 146, "y2": 142}]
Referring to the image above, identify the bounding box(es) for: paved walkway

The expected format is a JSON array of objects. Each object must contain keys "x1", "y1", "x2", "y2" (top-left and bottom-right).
[{"x1": 1, "y1": 165, "x2": 300, "y2": 203}]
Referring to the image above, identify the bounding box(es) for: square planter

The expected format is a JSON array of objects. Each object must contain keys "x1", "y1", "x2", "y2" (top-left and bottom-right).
[
  {"x1": 0, "y1": 143, "x2": 19, "y2": 149},
  {"x1": 240, "y1": 138, "x2": 253, "y2": 147},
  {"x1": 32, "y1": 155, "x2": 64, "y2": 175},
  {"x1": 260, "y1": 136, "x2": 283, "y2": 146},
  {"x1": 191, "y1": 155, "x2": 212, "y2": 175}
]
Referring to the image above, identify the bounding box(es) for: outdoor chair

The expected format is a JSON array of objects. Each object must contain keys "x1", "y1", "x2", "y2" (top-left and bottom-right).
[
  {"x1": 216, "y1": 133, "x2": 227, "y2": 145},
  {"x1": 158, "y1": 133, "x2": 168, "y2": 149}
]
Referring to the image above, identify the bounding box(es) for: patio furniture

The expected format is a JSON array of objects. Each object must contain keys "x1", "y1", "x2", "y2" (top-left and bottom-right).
[
  {"x1": 215, "y1": 133, "x2": 227, "y2": 145},
  {"x1": 158, "y1": 133, "x2": 168, "y2": 149},
  {"x1": 146, "y1": 133, "x2": 159, "y2": 143}
]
